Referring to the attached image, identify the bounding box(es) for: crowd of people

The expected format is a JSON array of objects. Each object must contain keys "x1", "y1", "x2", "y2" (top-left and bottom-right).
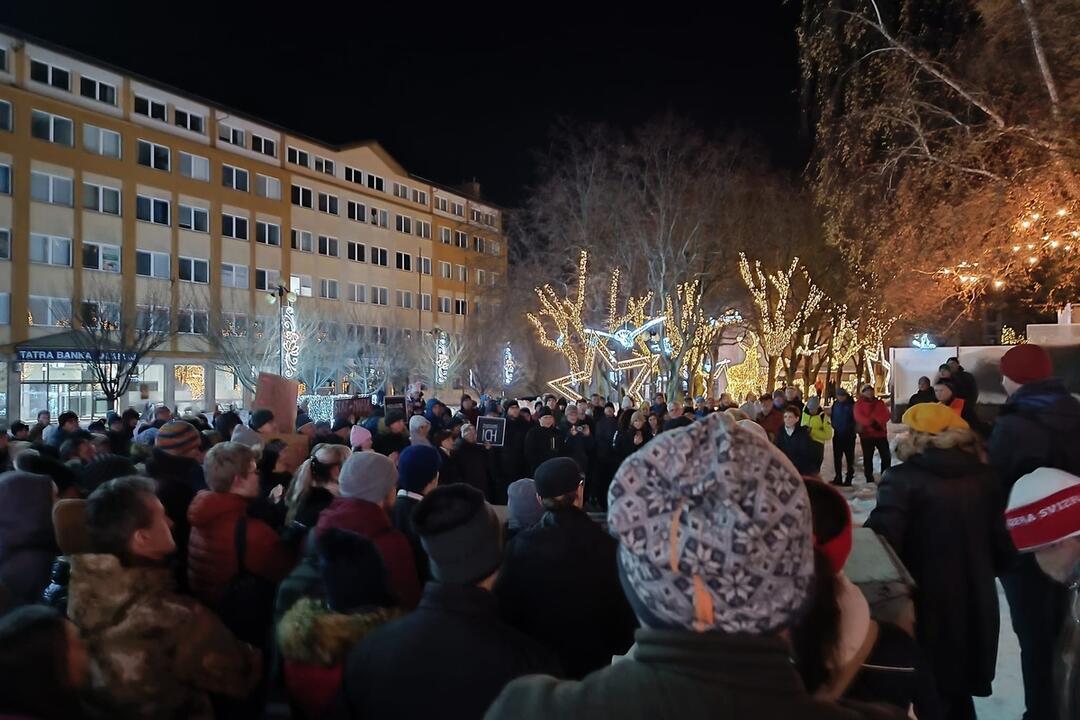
[{"x1": 0, "y1": 343, "x2": 1077, "y2": 719}]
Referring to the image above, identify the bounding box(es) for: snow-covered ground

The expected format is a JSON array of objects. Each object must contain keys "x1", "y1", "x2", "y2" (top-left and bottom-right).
[{"x1": 824, "y1": 435, "x2": 1024, "y2": 719}]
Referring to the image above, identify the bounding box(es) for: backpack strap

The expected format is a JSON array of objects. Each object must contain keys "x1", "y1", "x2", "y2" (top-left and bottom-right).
[{"x1": 233, "y1": 514, "x2": 249, "y2": 576}]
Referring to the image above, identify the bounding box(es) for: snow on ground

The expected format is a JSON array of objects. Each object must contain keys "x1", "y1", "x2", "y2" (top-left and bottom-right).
[{"x1": 823, "y1": 434, "x2": 1023, "y2": 719}]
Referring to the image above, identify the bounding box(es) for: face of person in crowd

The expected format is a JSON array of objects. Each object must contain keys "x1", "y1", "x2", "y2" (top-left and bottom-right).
[
  {"x1": 577, "y1": 401, "x2": 589, "y2": 416},
  {"x1": 785, "y1": 388, "x2": 797, "y2": 401},
  {"x1": 947, "y1": 358, "x2": 960, "y2": 373},
  {"x1": 934, "y1": 383, "x2": 954, "y2": 404},
  {"x1": 462, "y1": 398, "x2": 474, "y2": 410},
  {"x1": 232, "y1": 459, "x2": 262, "y2": 499},
  {"x1": 440, "y1": 435, "x2": 455, "y2": 451},
  {"x1": 632, "y1": 415, "x2": 645, "y2": 430},
  {"x1": 604, "y1": 405, "x2": 615, "y2": 418},
  {"x1": 720, "y1": 394, "x2": 732, "y2": 407},
  {"x1": 37, "y1": 411, "x2": 51, "y2": 426},
  {"x1": 433, "y1": 404, "x2": 445, "y2": 417},
  {"x1": 521, "y1": 410, "x2": 532, "y2": 422},
  {"x1": 565, "y1": 407, "x2": 579, "y2": 423},
  {"x1": 61, "y1": 417, "x2": 79, "y2": 432},
  {"x1": 13, "y1": 427, "x2": 27, "y2": 440},
  {"x1": 155, "y1": 407, "x2": 173, "y2": 423},
  {"x1": 783, "y1": 410, "x2": 800, "y2": 429},
  {"x1": 592, "y1": 395, "x2": 603, "y2": 407},
  {"x1": 540, "y1": 414, "x2": 556, "y2": 429},
  {"x1": 648, "y1": 415, "x2": 660, "y2": 432},
  {"x1": 654, "y1": 394, "x2": 666, "y2": 405},
  {"x1": 745, "y1": 393, "x2": 757, "y2": 404},
  {"x1": 938, "y1": 366, "x2": 952, "y2": 380},
  {"x1": 507, "y1": 405, "x2": 520, "y2": 419},
  {"x1": 389, "y1": 419, "x2": 406, "y2": 434},
  {"x1": 1035, "y1": 537, "x2": 1080, "y2": 584},
  {"x1": 130, "y1": 494, "x2": 176, "y2": 562},
  {"x1": 760, "y1": 401, "x2": 772, "y2": 415},
  {"x1": 918, "y1": 377, "x2": 932, "y2": 392},
  {"x1": 109, "y1": 419, "x2": 124, "y2": 432},
  {"x1": 860, "y1": 387, "x2": 875, "y2": 401},
  {"x1": 78, "y1": 441, "x2": 96, "y2": 464},
  {"x1": 773, "y1": 396, "x2": 786, "y2": 410},
  {"x1": 462, "y1": 427, "x2": 477, "y2": 444},
  {"x1": 546, "y1": 397, "x2": 558, "y2": 410}
]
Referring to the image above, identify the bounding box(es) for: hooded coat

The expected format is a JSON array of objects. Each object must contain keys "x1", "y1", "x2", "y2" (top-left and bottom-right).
[
  {"x1": 0, "y1": 471, "x2": 57, "y2": 605},
  {"x1": 451, "y1": 438, "x2": 494, "y2": 499}
]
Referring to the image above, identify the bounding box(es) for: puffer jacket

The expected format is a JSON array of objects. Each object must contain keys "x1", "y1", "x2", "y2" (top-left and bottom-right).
[
  {"x1": 0, "y1": 471, "x2": 58, "y2": 605},
  {"x1": 801, "y1": 410, "x2": 835, "y2": 445}
]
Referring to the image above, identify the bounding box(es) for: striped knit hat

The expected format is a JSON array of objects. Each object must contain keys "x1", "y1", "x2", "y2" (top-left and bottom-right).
[
  {"x1": 1006, "y1": 467, "x2": 1080, "y2": 552},
  {"x1": 154, "y1": 420, "x2": 201, "y2": 457},
  {"x1": 609, "y1": 411, "x2": 813, "y2": 634}
]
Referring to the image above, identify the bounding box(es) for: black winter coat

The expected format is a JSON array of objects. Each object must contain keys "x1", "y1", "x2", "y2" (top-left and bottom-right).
[
  {"x1": 907, "y1": 389, "x2": 937, "y2": 408},
  {"x1": 452, "y1": 439, "x2": 494, "y2": 499},
  {"x1": 593, "y1": 416, "x2": 619, "y2": 463},
  {"x1": 495, "y1": 506, "x2": 637, "y2": 680},
  {"x1": 390, "y1": 494, "x2": 428, "y2": 583},
  {"x1": 775, "y1": 425, "x2": 819, "y2": 476},
  {"x1": 865, "y1": 447, "x2": 1013, "y2": 697},
  {"x1": 524, "y1": 426, "x2": 562, "y2": 475},
  {"x1": 498, "y1": 416, "x2": 529, "y2": 484},
  {"x1": 559, "y1": 421, "x2": 594, "y2": 475},
  {"x1": 145, "y1": 449, "x2": 206, "y2": 590},
  {"x1": 614, "y1": 424, "x2": 652, "y2": 463},
  {"x1": 334, "y1": 582, "x2": 560, "y2": 720}
]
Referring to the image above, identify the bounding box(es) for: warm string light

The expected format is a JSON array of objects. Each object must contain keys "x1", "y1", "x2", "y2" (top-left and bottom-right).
[
  {"x1": 738, "y1": 254, "x2": 825, "y2": 358},
  {"x1": 723, "y1": 332, "x2": 768, "y2": 401},
  {"x1": 174, "y1": 365, "x2": 205, "y2": 400},
  {"x1": 1000, "y1": 326, "x2": 1027, "y2": 345},
  {"x1": 502, "y1": 344, "x2": 516, "y2": 386}
]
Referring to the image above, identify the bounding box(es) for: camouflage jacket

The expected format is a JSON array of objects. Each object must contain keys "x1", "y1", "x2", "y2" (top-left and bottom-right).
[{"x1": 67, "y1": 553, "x2": 261, "y2": 719}]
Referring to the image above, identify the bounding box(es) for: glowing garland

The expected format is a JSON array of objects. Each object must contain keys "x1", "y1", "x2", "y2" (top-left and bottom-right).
[
  {"x1": 174, "y1": 364, "x2": 205, "y2": 400},
  {"x1": 502, "y1": 344, "x2": 516, "y2": 386},
  {"x1": 723, "y1": 332, "x2": 768, "y2": 401},
  {"x1": 281, "y1": 304, "x2": 300, "y2": 379},
  {"x1": 435, "y1": 331, "x2": 450, "y2": 385},
  {"x1": 1000, "y1": 326, "x2": 1026, "y2": 345}
]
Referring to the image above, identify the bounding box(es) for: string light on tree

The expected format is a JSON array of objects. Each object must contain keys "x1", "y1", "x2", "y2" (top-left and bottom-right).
[
  {"x1": 173, "y1": 365, "x2": 205, "y2": 400},
  {"x1": 502, "y1": 343, "x2": 516, "y2": 386},
  {"x1": 1000, "y1": 326, "x2": 1027, "y2": 345}
]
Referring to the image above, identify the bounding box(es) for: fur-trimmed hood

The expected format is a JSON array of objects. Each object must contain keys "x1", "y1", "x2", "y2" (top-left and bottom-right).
[{"x1": 277, "y1": 596, "x2": 402, "y2": 666}]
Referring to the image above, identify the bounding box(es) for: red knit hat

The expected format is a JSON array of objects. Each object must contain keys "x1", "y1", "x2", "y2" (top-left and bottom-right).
[
  {"x1": 1006, "y1": 467, "x2": 1080, "y2": 552},
  {"x1": 1000, "y1": 344, "x2": 1053, "y2": 385}
]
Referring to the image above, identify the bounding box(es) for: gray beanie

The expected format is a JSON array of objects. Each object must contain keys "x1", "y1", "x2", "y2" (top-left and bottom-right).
[
  {"x1": 507, "y1": 478, "x2": 543, "y2": 531},
  {"x1": 339, "y1": 451, "x2": 398, "y2": 504},
  {"x1": 413, "y1": 484, "x2": 501, "y2": 585}
]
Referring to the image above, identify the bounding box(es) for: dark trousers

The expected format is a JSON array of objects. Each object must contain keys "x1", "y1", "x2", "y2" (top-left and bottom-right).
[
  {"x1": 860, "y1": 436, "x2": 891, "y2": 481},
  {"x1": 833, "y1": 434, "x2": 856, "y2": 481},
  {"x1": 1002, "y1": 555, "x2": 1067, "y2": 720}
]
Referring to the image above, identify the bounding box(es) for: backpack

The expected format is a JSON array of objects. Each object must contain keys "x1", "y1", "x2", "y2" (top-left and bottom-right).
[{"x1": 217, "y1": 515, "x2": 277, "y2": 647}]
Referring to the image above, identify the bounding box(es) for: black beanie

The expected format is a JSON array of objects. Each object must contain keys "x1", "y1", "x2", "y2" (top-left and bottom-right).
[
  {"x1": 79, "y1": 454, "x2": 136, "y2": 495},
  {"x1": 316, "y1": 528, "x2": 396, "y2": 611},
  {"x1": 413, "y1": 485, "x2": 502, "y2": 585},
  {"x1": 15, "y1": 451, "x2": 78, "y2": 496},
  {"x1": 534, "y1": 457, "x2": 583, "y2": 499}
]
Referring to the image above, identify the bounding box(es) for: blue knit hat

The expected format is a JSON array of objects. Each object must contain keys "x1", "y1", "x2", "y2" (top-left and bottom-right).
[{"x1": 397, "y1": 444, "x2": 442, "y2": 494}]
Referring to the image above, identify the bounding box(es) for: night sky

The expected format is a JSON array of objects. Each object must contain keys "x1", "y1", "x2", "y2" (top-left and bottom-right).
[{"x1": 0, "y1": 3, "x2": 805, "y2": 207}]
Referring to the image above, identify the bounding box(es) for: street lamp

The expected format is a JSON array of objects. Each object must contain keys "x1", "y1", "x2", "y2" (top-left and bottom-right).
[{"x1": 267, "y1": 285, "x2": 299, "y2": 378}]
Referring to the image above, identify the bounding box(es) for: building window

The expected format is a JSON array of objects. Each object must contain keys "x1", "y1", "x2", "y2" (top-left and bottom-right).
[
  {"x1": 255, "y1": 221, "x2": 280, "y2": 246},
  {"x1": 137, "y1": 139, "x2": 170, "y2": 171},
  {"x1": 29, "y1": 234, "x2": 72, "y2": 267},
  {"x1": 347, "y1": 241, "x2": 365, "y2": 263},
  {"x1": 136, "y1": 195, "x2": 170, "y2": 225},
  {"x1": 366, "y1": 174, "x2": 384, "y2": 192},
  {"x1": 28, "y1": 296, "x2": 71, "y2": 327},
  {"x1": 0, "y1": 229, "x2": 9, "y2": 260},
  {"x1": 218, "y1": 123, "x2": 245, "y2": 147},
  {"x1": 317, "y1": 235, "x2": 339, "y2": 257},
  {"x1": 395, "y1": 215, "x2": 412, "y2": 234},
  {"x1": 290, "y1": 274, "x2": 313, "y2": 297},
  {"x1": 395, "y1": 252, "x2": 412, "y2": 272},
  {"x1": 83, "y1": 124, "x2": 121, "y2": 158},
  {"x1": 439, "y1": 261, "x2": 451, "y2": 279},
  {"x1": 80, "y1": 76, "x2": 116, "y2": 105},
  {"x1": 136, "y1": 305, "x2": 171, "y2": 333},
  {"x1": 490, "y1": 272, "x2": 499, "y2": 287},
  {"x1": 251, "y1": 134, "x2": 276, "y2": 157},
  {"x1": 222, "y1": 213, "x2": 249, "y2": 240},
  {"x1": 291, "y1": 184, "x2": 313, "y2": 208},
  {"x1": 178, "y1": 257, "x2": 209, "y2": 284},
  {"x1": 30, "y1": 59, "x2": 70, "y2": 91},
  {"x1": 347, "y1": 200, "x2": 365, "y2": 221},
  {"x1": 134, "y1": 95, "x2": 167, "y2": 121},
  {"x1": 489, "y1": 240, "x2": 501, "y2": 257},
  {"x1": 179, "y1": 152, "x2": 210, "y2": 181},
  {"x1": 416, "y1": 220, "x2": 431, "y2": 239},
  {"x1": 438, "y1": 296, "x2": 451, "y2": 314},
  {"x1": 319, "y1": 278, "x2": 339, "y2": 299},
  {"x1": 420, "y1": 256, "x2": 431, "y2": 275},
  {"x1": 220, "y1": 312, "x2": 247, "y2": 336},
  {"x1": 0, "y1": 100, "x2": 12, "y2": 132},
  {"x1": 136, "y1": 250, "x2": 170, "y2": 279},
  {"x1": 371, "y1": 247, "x2": 388, "y2": 267},
  {"x1": 455, "y1": 231, "x2": 468, "y2": 248},
  {"x1": 393, "y1": 183, "x2": 409, "y2": 200},
  {"x1": 314, "y1": 156, "x2": 335, "y2": 175},
  {"x1": 347, "y1": 283, "x2": 366, "y2": 303},
  {"x1": 372, "y1": 287, "x2": 389, "y2": 306},
  {"x1": 82, "y1": 242, "x2": 121, "y2": 272},
  {"x1": 0, "y1": 293, "x2": 8, "y2": 324},
  {"x1": 318, "y1": 192, "x2": 339, "y2": 215},
  {"x1": 344, "y1": 166, "x2": 363, "y2": 185},
  {"x1": 476, "y1": 269, "x2": 486, "y2": 286},
  {"x1": 221, "y1": 263, "x2": 249, "y2": 289},
  {"x1": 454, "y1": 299, "x2": 468, "y2": 316},
  {"x1": 177, "y1": 308, "x2": 209, "y2": 335},
  {"x1": 369, "y1": 207, "x2": 388, "y2": 228},
  {"x1": 450, "y1": 201, "x2": 465, "y2": 217},
  {"x1": 30, "y1": 109, "x2": 73, "y2": 146},
  {"x1": 286, "y1": 146, "x2": 309, "y2": 167},
  {"x1": 290, "y1": 229, "x2": 313, "y2": 253},
  {"x1": 222, "y1": 164, "x2": 249, "y2": 192},
  {"x1": 174, "y1": 109, "x2": 204, "y2": 134},
  {"x1": 82, "y1": 182, "x2": 121, "y2": 215},
  {"x1": 440, "y1": 227, "x2": 451, "y2": 244},
  {"x1": 420, "y1": 293, "x2": 431, "y2": 311},
  {"x1": 255, "y1": 268, "x2": 280, "y2": 291},
  {"x1": 395, "y1": 290, "x2": 413, "y2": 309},
  {"x1": 82, "y1": 301, "x2": 120, "y2": 330},
  {"x1": 412, "y1": 189, "x2": 428, "y2": 205},
  {"x1": 30, "y1": 172, "x2": 73, "y2": 206},
  {"x1": 178, "y1": 204, "x2": 209, "y2": 232},
  {"x1": 256, "y1": 174, "x2": 281, "y2": 199},
  {"x1": 473, "y1": 236, "x2": 485, "y2": 253},
  {"x1": 436, "y1": 197, "x2": 449, "y2": 212},
  {"x1": 456, "y1": 265, "x2": 467, "y2": 282}
]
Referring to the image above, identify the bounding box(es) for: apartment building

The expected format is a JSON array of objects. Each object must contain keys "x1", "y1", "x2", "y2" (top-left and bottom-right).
[{"x1": 0, "y1": 30, "x2": 507, "y2": 421}]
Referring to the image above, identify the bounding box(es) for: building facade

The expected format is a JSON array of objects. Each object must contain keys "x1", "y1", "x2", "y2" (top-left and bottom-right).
[{"x1": 0, "y1": 30, "x2": 506, "y2": 421}]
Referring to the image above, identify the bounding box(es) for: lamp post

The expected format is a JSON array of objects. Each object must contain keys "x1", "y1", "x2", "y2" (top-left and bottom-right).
[{"x1": 267, "y1": 285, "x2": 298, "y2": 378}]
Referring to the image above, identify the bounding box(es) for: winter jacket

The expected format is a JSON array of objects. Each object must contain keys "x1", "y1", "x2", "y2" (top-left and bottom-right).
[
  {"x1": 593, "y1": 415, "x2": 619, "y2": 462},
  {"x1": 337, "y1": 582, "x2": 560, "y2": 720},
  {"x1": 0, "y1": 471, "x2": 57, "y2": 605},
  {"x1": 496, "y1": 506, "x2": 637, "y2": 680},
  {"x1": 390, "y1": 492, "x2": 428, "y2": 583},
  {"x1": 452, "y1": 439, "x2": 494, "y2": 499},
  {"x1": 614, "y1": 424, "x2": 653, "y2": 464},
  {"x1": 854, "y1": 397, "x2": 890, "y2": 439},
  {"x1": 906, "y1": 389, "x2": 936, "y2": 408},
  {"x1": 27, "y1": 421, "x2": 49, "y2": 444},
  {"x1": 865, "y1": 447, "x2": 1013, "y2": 698},
  {"x1": 559, "y1": 421, "x2": 594, "y2": 475},
  {"x1": 186, "y1": 490, "x2": 297, "y2": 608},
  {"x1": 498, "y1": 416, "x2": 530, "y2": 486},
  {"x1": 372, "y1": 428, "x2": 409, "y2": 458},
  {"x1": 68, "y1": 553, "x2": 261, "y2": 719},
  {"x1": 952, "y1": 368, "x2": 979, "y2": 405},
  {"x1": 278, "y1": 597, "x2": 402, "y2": 720},
  {"x1": 830, "y1": 399, "x2": 857, "y2": 438},
  {"x1": 802, "y1": 409, "x2": 835, "y2": 445},
  {"x1": 775, "y1": 424, "x2": 820, "y2": 476},
  {"x1": 47, "y1": 426, "x2": 89, "y2": 449},
  {"x1": 1058, "y1": 581, "x2": 1080, "y2": 720},
  {"x1": 757, "y1": 408, "x2": 785, "y2": 442},
  {"x1": 524, "y1": 425, "x2": 562, "y2": 475},
  {"x1": 145, "y1": 448, "x2": 206, "y2": 588},
  {"x1": 315, "y1": 497, "x2": 421, "y2": 609},
  {"x1": 486, "y1": 629, "x2": 908, "y2": 720}
]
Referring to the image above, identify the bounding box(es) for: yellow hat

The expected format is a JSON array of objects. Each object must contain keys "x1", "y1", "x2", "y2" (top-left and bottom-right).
[{"x1": 902, "y1": 402, "x2": 969, "y2": 434}]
